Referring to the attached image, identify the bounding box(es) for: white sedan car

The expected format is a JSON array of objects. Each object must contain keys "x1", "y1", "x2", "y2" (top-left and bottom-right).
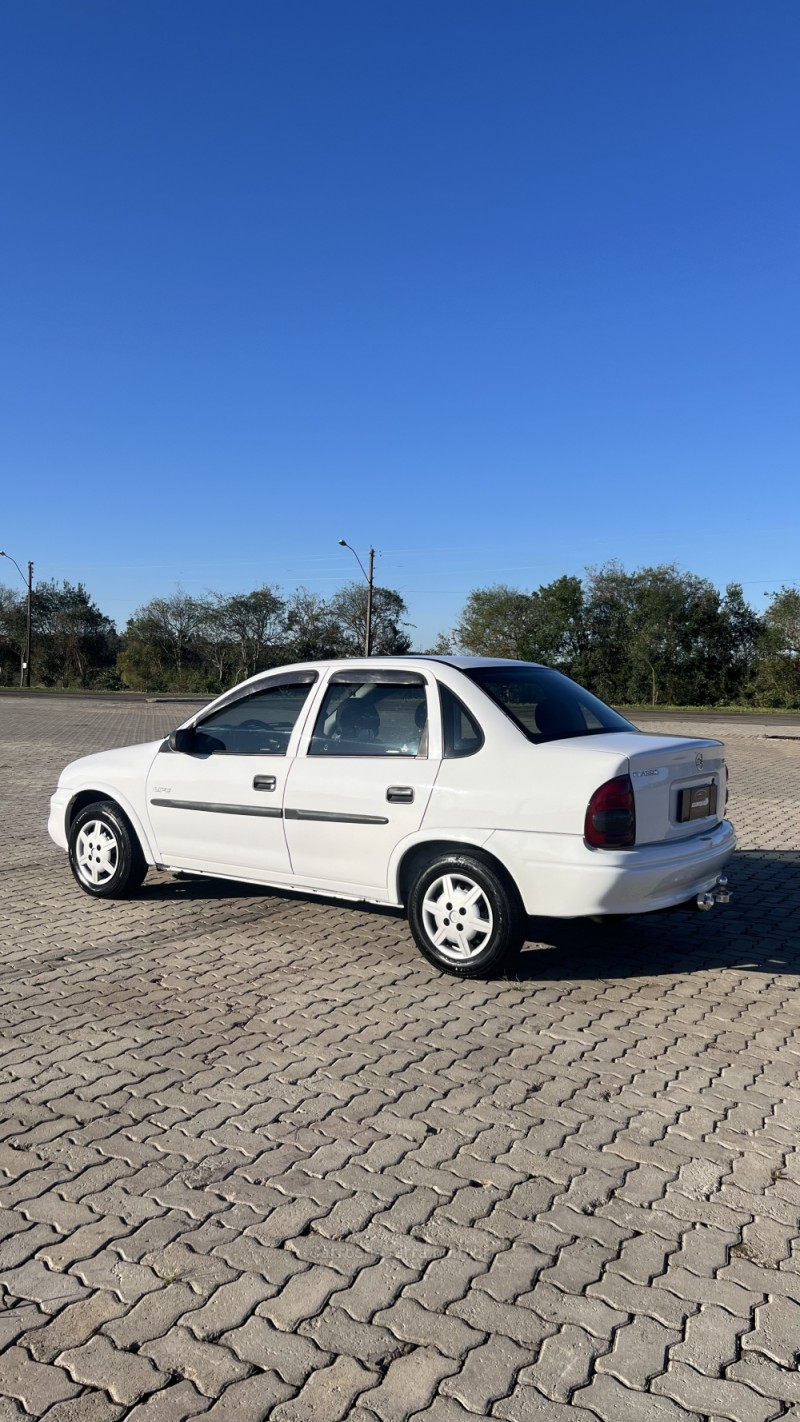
[{"x1": 48, "y1": 657, "x2": 735, "y2": 977}]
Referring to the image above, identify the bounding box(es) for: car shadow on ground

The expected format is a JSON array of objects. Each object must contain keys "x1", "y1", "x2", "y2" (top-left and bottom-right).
[
  {"x1": 513, "y1": 849, "x2": 800, "y2": 982},
  {"x1": 135, "y1": 849, "x2": 800, "y2": 983}
]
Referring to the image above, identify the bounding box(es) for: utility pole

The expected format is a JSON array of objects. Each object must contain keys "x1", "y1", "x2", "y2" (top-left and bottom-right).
[
  {"x1": 365, "y1": 547, "x2": 375, "y2": 657},
  {"x1": 338, "y1": 539, "x2": 376, "y2": 656},
  {"x1": 24, "y1": 562, "x2": 33, "y2": 688}
]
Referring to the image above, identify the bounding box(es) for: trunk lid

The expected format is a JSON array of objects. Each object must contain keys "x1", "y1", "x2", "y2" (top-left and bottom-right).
[{"x1": 592, "y1": 731, "x2": 727, "y2": 845}]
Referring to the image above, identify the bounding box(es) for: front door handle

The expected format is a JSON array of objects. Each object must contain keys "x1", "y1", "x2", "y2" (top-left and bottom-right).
[
  {"x1": 387, "y1": 785, "x2": 414, "y2": 804},
  {"x1": 253, "y1": 775, "x2": 277, "y2": 792}
]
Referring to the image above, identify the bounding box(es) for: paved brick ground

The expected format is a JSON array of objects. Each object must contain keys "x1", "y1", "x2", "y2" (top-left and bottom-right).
[{"x1": 1, "y1": 697, "x2": 800, "y2": 1420}]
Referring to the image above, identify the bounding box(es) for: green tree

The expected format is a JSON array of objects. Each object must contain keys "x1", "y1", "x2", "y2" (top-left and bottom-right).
[
  {"x1": 456, "y1": 585, "x2": 537, "y2": 659},
  {"x1": 283, "y1": 589, "x2": 342, "y2": 662},
  {"x1": 583, "y1": 563, "x2": 729, "y2": 705},
  {"x1": 211, "y1": 585, "x2": 287, "y2": 680},
  {"x1": 527, "y1": 575, "x2": 588, "y2": 673},
  {"x1": 329, "y1": 582, "x2": 412, "y2": 656},
  {"x1": 715, "y1": 583, "x2": 762, "y2": 703},
  {"x1": 0, "y1": 583, "x2": 25, "y2": 685},
  {"x1": 755, "y1": 587, "x2": 800, "y2": 707},
  {"x1": 119, "y1": 591, "x2": 207, "y2": 692},
  {"x1": 33, "y1": 580, "x2": 118, "y2": 688}
]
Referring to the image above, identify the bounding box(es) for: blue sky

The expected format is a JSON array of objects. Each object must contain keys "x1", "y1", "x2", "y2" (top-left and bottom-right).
[{"x1": 1, "y1": 0, "x2": 798, "y2": 648}]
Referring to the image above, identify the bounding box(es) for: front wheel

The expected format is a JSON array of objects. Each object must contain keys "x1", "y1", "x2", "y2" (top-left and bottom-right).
[
  {"x1": 68, "y1": 801, "x2": 147, "y2": 899},
  {"x1": 407, "y1": 854, "x2": 524, "y2": 978}
]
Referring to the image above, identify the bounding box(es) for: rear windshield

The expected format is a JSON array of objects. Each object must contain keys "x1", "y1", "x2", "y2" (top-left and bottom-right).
[{"x1": 463, "y1": 666, "x2": 635, "y2": 744}]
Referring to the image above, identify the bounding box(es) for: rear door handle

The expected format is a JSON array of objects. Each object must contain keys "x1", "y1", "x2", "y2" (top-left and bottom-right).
[
  {"x1": 253, "y1": 775, "x2": 277, "y2": 792},
  {"x1": 387, "y1": 785, "x2": 414, "y2": 804}
]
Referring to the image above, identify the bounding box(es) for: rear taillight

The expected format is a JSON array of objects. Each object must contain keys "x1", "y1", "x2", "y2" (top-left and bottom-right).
[
  {"x1": 725, "y1": 764, "x2": 729, "y2": 807},
  {"x1": 585, "y1": 774, "x2": 636, "y2": 849}
]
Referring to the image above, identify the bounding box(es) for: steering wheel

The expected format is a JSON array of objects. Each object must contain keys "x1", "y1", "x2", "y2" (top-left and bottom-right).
[{"x1": 239, "y1": 718, "x2": 268, "y2": 730}]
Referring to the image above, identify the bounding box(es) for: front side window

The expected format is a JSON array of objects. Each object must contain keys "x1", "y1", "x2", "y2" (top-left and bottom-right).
[
  {"x1": 309, "y1": 676, "x2": 428, "y2": 757},
  {"x1": 463, "y1": 666, "x2": 635, "y2": 744},
  {"x1": 192, "y1": 679, "x2": 316, "y2": 755}
]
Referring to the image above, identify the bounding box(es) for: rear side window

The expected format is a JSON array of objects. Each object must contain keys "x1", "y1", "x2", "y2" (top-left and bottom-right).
[
  {"x1": 463, "y1": 666, "x2": 634, "y2": 744},
  {"x1": 439, "y1": 685, "x2": 484, "y2": 758},
  {"x1": 308, "y1": 677, "x2": 428, "y2": 757}
]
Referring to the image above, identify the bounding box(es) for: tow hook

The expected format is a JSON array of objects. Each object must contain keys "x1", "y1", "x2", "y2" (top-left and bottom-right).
[
  {"x1": 714, "y1": 875, "x2": 732, "y2": 905},
  {"x1": 696, "y1": 876, "x2": 731, "y2": 911}
]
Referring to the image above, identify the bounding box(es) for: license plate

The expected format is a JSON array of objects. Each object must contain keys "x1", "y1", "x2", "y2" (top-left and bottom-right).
[{"x1": 678, "y1": 783, "x2": 717, "y2": 822}]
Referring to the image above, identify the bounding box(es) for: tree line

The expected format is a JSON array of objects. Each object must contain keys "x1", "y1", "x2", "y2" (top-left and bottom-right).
[
  {"x1": 0, "y1": 580, "x2": 411, "y2": 693},
  {"x1": 448, "y1": 565, "x2": 800, "y2": 708},
  {"x1": 0, "y1": 562, "x2": 798, "y2": 706}
]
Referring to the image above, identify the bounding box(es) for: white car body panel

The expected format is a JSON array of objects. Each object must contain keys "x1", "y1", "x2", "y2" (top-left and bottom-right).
[
  {"x1": 145, "y1": 743, "x2": 294, "y2": 877},
  {"x1": 47, "y1": 741, "x2": 163, "y2": 862},
  {"x1": 48, "y1": 656, "x2": 736, "y2": 924},
  {"x1": 486, "y1": 819, "x2": 736, "y2": 917}
]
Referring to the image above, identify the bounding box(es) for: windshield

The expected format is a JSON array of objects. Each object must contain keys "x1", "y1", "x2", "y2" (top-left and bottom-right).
[{"x1": 463, "y1": 666, "x2": 635, "y2": 744}]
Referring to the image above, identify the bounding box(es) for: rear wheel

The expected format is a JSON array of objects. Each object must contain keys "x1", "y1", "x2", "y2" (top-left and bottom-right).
[
  {"x1": 407, "y1": 853, "x2": 524, "y2": 978},
  {"x1": 68, "y1": 801, "x2": 147, "y2": 899}
]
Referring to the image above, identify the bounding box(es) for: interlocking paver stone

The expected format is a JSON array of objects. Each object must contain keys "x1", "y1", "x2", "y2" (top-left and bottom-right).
[
  {"x1": 2, "y1": 700, "x2": 800, "y2": 1419},
  {"x1": 191, "y1": 1371, "x2": 294, "y2": 1419},
  {"x1": 594, "y1": 1314, "x2": 680, "y2": 1387},
  {"x1": 652, "y1": 1362, "x2": 781, "y2": 1421},
  {"x1": 741, "y1": 1295, "x2": 800, "y2": 1367},
  {"x1": 103, "y1": 1281, "x2": 201, "y2": 1348},
  {"x1": 670, "y1": 1302, "x2": 748, "y2": 1374},
  {"x1": 520, "y1": 1323, "x2": 606, "y2": 1401},
  {"x1": 359, "y1": 1347, "x2": 460, "y2": 1421},
  {"x1": 1, "y1": 1259, "x2": 89, "y2": 1314},
  {"x1": 332, "y1": 1258, "x2": 416, "y2": 1323},
  {"x1": 300, "y1": 1305, "x2": 405, "y2": 1365},
  {"x1": 494, "y1": 1388, "x2": 602, "y2": 1421},
  {"x1": 185, "y1": 1273, "x2": 276, "y2": 1339},
  {"x1": 441, "y1": 1334, "x2": 533, "y2": 1411},
  {"x1": 30, "y1": 1393, "x2": 123, "y2": 1422},
  {"x1": 24, "y1": 1289, "x2": 126, "y2": 1363},
  {"x1": 727, "y1": 1354, "x2": 800, "y2": 1405},
  {"x1": 56, "y1": 1334, "x2": 168, "y2": 1406},
  {"x1": 0, "y1": 1347, "x2": 80, "y2": 1412},
  {"x1": 270, "y1": 1356, "x2": 379, "y2": 1421},
  {"x1": 572, "y1": 1371, "x2": 703, "y2": 1420},
  {"x1": 125, "y1": 1381, "x2": 211, "y2": 1419},
  {"x1": 142, "y1": 1323, "x2": 251, "y2": 1395},
  {"x1": 222, "y1": 1314, "x2": 331, "y2": 1381}
]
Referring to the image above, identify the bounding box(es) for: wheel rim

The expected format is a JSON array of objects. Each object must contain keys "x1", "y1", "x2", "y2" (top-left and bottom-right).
[
  {"x1": 75, "y1": 819, "x2": 119, "y2": 887},
  {"x1": 420, "y1": 871, "x2": 494, "y2": 962}
]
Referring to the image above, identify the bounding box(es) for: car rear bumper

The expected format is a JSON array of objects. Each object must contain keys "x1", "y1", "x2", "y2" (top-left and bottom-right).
[{"x1": 487, "y1": 818, "x2": 737, "y2": 918}]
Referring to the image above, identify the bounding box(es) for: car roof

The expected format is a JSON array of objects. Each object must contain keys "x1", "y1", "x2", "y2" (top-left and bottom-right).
[{"x1": 271, "y1": 656, "x2": 547, "y2": 671}]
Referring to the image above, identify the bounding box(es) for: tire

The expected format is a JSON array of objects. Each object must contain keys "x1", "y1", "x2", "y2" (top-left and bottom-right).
[
  {"x1": 407, "y1": 853, "x2": 524, "y2": 978},
  {"x1": 68, "y1": 801, "x2": 147, "y2": 899}
]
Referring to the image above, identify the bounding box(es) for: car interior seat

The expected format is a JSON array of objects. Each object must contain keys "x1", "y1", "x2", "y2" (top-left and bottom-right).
[
  {"x1": 533, "y1": 700, "x2": 566, "y2": 740},
  {"x1": 333, "y1": 697, "x2": 380, "y2": 742}
]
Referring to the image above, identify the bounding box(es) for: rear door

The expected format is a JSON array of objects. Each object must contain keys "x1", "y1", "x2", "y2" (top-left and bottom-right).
[{"x1": 282, "y1": 669, "x2": 440, "y2": 895}]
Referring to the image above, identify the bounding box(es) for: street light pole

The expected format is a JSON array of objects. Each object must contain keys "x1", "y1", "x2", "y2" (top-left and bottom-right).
[
  {"x1": 0, "y1": 550, "x2": 33, "y2": 688},
  {"x1": 25, "y1": 561, "x2": 33, "y2": 688},
  {"x1": 365, "y1": 546, "x2": 374, "y2": 657},
  {"x1": 338, "y1": 539, "x2": 376, "y2": 656}
]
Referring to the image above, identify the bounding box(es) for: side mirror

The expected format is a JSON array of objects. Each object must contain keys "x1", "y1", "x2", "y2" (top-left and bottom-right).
[{"x1": 168, "y1": 727, "x2": 194, "y2": 753}]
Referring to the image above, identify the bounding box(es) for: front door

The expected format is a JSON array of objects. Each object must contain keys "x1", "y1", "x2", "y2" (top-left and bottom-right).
[{"x1": 146, "y1": 674, "x2": 318, "y2": 879}]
